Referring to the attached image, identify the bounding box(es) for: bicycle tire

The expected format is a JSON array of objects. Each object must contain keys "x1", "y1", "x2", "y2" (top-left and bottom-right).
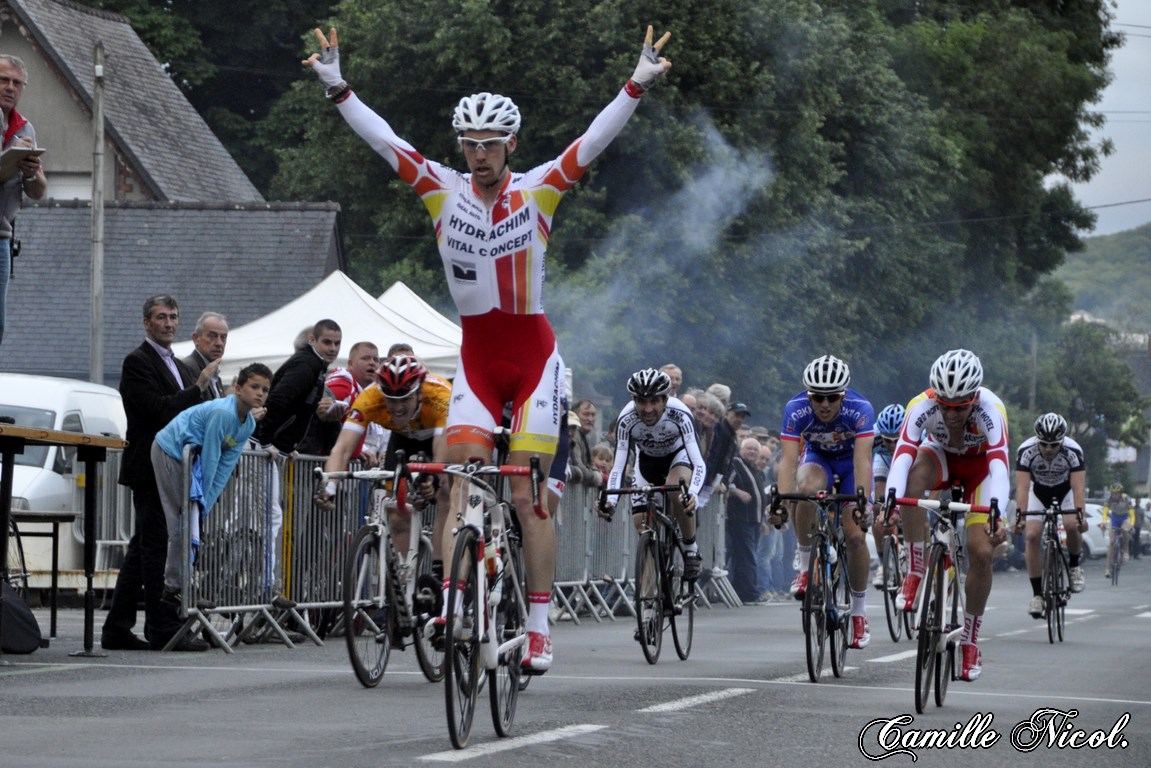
[
  {"x1": 5, "y1": 518, "x2": 28, "y2": 600},
  {"x1": 829, "y1": 536, "x2": 849, "y2": 678},
  {"x1": 669, "y1": 544, "x2": 693, "y2": 660},
  {"x1": 634, "y1": 530, "x2": 663, "y2": 664},
  {"x1": 490, "y1": 535, "x2": 527, "y2": 737},
  {"x1": 934, "y1": 560, "x2": 954, "y2": 708},
  {"x1": 343, "y1": 525, "x2": 391, "y2": 688},
  {"x1": 914, "y1": 546, "x2": 942, "y2": 714},
  {"x1": 803, "y1": 536, "x2": 826, "y2": 683},
  {"x1": 881, "y1": 535, "x2": 903, "y2": 642},
  {"x1": 1052, "y1": 543, "x2": 1067, "y2": 643},
  {"x1": 413, "y1": 535, "x2": 445, "y2": 682},
  {"x1": 937, "y1": 640, "x2": 955, "y2": 707},
  {"x1": 1111, "y1": 536, "x2": 1121, "y2": 586},
  {"x1": 445, "y1": 527, "x2": 481, "y2": 749},
  {"x1": 1043, "y1": 542, "x2": 1057, "y2": 644}
]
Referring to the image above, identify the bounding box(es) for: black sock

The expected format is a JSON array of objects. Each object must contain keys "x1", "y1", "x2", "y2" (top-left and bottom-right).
[
  {"x1": 1069, "y1": 553, "x2": 1080, "y2": 568},
  {"x1": 1030, "y1": 577, "x2": 1042, "y2": 597}
]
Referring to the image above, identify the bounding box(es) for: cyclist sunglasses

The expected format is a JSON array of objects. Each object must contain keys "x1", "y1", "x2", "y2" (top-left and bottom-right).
[
  {"x1": 807, "y1": 392, "x2": 844, "y2": 404},
  {"x1": 457, "y1": 135, "x2": 514, "y2": 153}
]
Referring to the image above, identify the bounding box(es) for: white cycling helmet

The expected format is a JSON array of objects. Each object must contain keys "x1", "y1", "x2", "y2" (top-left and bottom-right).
[
  {"x1": 802, "y1": 355, "x2": 851, "y2": 395},
  {"x1": 929, "y1": 349, "x2": 983, "y2": 404},
  {"x1": 452, "y1": 92, "x2": 521, "y2": 135},
  {"x1": 1034, "y1": 412, "x2": 1068, "y2": 443}
]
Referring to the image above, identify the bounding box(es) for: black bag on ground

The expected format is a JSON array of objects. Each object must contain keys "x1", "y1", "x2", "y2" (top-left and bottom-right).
[{"x1": 1, "y1": 581, "x2": 42, "y2": 653}]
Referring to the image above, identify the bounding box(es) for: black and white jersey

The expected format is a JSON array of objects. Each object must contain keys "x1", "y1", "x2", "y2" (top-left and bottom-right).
[
  {"x1": 1015, "y1": 436, "x2": 1085, "y2": 508},
  {"x1": 608, "y1": 397, "x2": 706, "y2": 497}
]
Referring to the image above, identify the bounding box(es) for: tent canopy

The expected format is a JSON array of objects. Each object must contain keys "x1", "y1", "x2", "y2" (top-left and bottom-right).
[{"x1": 172, "y1": 272, "x2": 461, "y2": 383}]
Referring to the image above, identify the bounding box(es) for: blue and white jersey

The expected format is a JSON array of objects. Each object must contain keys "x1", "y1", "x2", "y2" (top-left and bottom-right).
[{"x1": 780, "y1": 387, "x2": 875, "y2": 461}]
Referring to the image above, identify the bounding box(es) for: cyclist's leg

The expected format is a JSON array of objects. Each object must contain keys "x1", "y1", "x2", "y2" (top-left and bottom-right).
[
  {"x1": 897, "y1": 446, "x2": 943, "y2": 608},
  {"x1": 1023, "y1": 517, "x2": 1045, "y2": 616},
  {"x1": 1058, "y1": 491, "x2": 1084, "y2": 593},
  {"x1": 832, "y1": 457, "x2": 871, "y2": 647},
  {"x1": 792, "y1": 456, "x2": 831, "y2": 581},
  {"x1": 667, "y1": 461, "x2": 702, "y2": 581}
]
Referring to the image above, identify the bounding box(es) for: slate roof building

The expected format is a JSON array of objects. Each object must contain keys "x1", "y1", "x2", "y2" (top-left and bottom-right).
[{"x1": 0, "y1": 0, "x2": 342, "y2": 383}]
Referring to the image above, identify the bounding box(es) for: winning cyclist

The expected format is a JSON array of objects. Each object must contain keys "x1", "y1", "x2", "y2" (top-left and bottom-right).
[
  {"x1": 885, "y1": 349, "x2": 1009, "y2": 682},
  {"x1": 1014, "y1": 412, "x2": 1088, "y2": 617},
  {"x1": 304, "y1": 24, "x2": 672, "y2": 672},
  {"x1": 1103, "y1": 482, "x2": 1134, "y2": 579},
  {"x1": 774, "y1": 355, "x2": 876, "y2": 649},
  {"x1": 316, "y1": 355, "x2": 451, "y2": 571},
  {"x1": 871, "y1": 403, "x2": 905, "y2": 589},
  {"x1": 598, "y1": 369, "x2": 706, "y2": 581}
]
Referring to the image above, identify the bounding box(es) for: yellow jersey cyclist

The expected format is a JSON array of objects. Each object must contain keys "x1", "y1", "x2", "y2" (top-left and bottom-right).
[
  {"x1": 884, "y1": 349, "x2": 1009, "y2": 683},
  {"x1": 1013, "y1": 412, "x2": 1088, "y2": 617},
  {"x1": 1103, "y1": 482, "x2": 1135, "y2": 579},
  {"x1": 598, "y1": 368, "x2": 706, "y2": 580},
  {"x1": 775, "y1": 355, "x2": 876, "y2": 649},
  {"x1": 316, "y1": 355, "x2": 452, "y2": 573}
]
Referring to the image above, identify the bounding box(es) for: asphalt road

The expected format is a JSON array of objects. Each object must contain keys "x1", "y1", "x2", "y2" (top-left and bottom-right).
[{"x1": 2, "y1": 554, "x2": 1148, "y2": 767}]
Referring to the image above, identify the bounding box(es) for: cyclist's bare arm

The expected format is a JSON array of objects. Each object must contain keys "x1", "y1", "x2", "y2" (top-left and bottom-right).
[{"x1": 315, "y1": 425, "x2": 365, "y2": 507}]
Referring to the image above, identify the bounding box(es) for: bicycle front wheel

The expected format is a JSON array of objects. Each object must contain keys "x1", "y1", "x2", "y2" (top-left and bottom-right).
[
  {"x1": 803, "y1": 537, "x2": 827, "y2": 683},
  {"x1": 669, "y1": 544, "x2": 694, "y2": 661},
  {"x1": 445, "y1": 527, "x2": 481, "y2": 750},
  {"x1": 1049, "y1": 544, "x2": 1068, "y2": 643},
  {"x1": 5, "y1": 518, "x2": 28, "y2": 600},
  {"x1": 343, "y1": 526, "x2": 391, "y2": 688},
  {"x1": 1111, "y1": 538, "x2": 1122, "y2": 586},
  {"x1": 635, "y1": 531, "x2": 664, "y2": 664},
  {"x1": 490, "y1": 537, "x2": 527, "y2": 737},
  {"x1": 881, "y1": 535, "x2": 903, "y2": 642},
  {"x1": 829, "y1": 539, "x2": 850, "y2": 678},
  {"x1": 914, "y1": 547, "x2": 942, "y2": 714}
]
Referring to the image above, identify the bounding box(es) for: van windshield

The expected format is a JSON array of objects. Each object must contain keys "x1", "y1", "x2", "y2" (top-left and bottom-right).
[{"x1": 0, "y1": 404, "x2": 56, "y2": 467}]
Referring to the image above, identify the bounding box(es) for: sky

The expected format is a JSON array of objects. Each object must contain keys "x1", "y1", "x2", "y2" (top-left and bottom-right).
[{"x1": 1070, "y1": 2, "x2": 1151, "y2": 236}]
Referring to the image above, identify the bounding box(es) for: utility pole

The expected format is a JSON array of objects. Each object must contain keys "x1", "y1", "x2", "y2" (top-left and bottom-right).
[{"x1": 90, "y1": 43, "x2": 105, "y2": 383}]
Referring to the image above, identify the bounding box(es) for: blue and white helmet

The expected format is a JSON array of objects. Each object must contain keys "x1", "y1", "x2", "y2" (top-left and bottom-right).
[{"x1": 875, "y1": 403, "x2": 906, "y2": 438}]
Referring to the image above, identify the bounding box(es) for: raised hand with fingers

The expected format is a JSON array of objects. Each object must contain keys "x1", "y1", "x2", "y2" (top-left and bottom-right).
[
  {"x1": 302, "y1": 27, "x2": 345, "y2": 88},
  {"x1": 630, "y1": 25, "x2": 672, "y2": 92}
]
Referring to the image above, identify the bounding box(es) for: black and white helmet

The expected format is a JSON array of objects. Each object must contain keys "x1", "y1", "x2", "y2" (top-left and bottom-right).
[
  {"x1": 929, "y1": 349, "x2": 983, "y2": 403},
  {"x1": 452, "y1": 92, "x2": 521, "y2": 135},
  {"x1": 627, "y1": 368, "x2": 672, "y2": 399},
  {"x1": 1034, "y1": 412, "x2": 1068, "y2": 443},
  {"x1": 802, "y1": 355, "x2": 851, "y2": 395}
]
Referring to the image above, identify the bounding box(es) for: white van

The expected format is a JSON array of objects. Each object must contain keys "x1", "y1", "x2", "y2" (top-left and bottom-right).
[{"x1": 0, "y1": 374, "x2": 126, "y2": 512}]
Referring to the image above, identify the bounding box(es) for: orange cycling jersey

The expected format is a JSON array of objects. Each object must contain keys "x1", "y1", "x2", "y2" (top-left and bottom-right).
[{"x1": 342, "y1": 375, "x2": 451, "y2": 439}]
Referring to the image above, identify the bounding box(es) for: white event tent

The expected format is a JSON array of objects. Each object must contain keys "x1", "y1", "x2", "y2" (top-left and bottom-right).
[{"x1": 172, "y1": 271, "x2": 461, "y2": 383}]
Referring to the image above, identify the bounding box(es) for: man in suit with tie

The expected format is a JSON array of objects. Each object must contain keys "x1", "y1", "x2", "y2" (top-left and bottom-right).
[
  {"x1": 183, "y1": 312, "x2": 229, "y2": 398},
  {"x1": 101, "y1": 295, "x2": 220, "y2": 651}
]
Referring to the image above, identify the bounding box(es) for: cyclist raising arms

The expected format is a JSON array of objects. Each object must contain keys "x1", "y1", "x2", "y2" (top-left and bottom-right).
[
  {"x1": 775, "y1": 355, "x2": 876, "y2": 649},
  {"x1": 870, "y1": 403, "x2": 905, "y2": 588},
  {"x1": 304, "y1": 24, "x2": 672, "y2": 672},
  {"x1": 885, "y1": 349, "x2": 1009, "y2": 682},
  {"x1": 599, "y1": 369, "x2": 707, "y2": 580},
  {"x1": 1014, "y1": 412, "x2": 1088, "y2": 617},
  {"x1": 316, "y1": 355, "x2": 451, "y2": 567}
]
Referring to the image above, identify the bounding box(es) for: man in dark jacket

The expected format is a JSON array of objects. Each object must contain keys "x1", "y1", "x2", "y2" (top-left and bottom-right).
[
  {"x1": 726, "y1": 437, "x2": 766, "y2": 603},
  {"x1": 102, "y1": 295, "x2": 217, "y2": 651}
]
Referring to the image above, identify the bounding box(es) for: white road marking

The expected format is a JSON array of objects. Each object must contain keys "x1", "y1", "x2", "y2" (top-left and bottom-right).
[
  {"x1": 1063, "y1": 608, "x2": 1093, "y2": 615},
  {"x1": 419, "y1": 724, "x2": 608, "y2": 762},
  {"x1": 1137, "y1": 612, "x2": 1151, "y2": 619},
  {"x1": 868, "y1": 650, "x2": 918, "y2": 663},
  {"x1": 638, "y1": 687, "x2": 754, "y2": 712}
]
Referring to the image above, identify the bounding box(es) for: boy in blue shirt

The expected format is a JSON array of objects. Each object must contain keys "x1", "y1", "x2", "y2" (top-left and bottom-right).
[{"x1": 153, "y1": 363, "x2": 272, "y2": 606}]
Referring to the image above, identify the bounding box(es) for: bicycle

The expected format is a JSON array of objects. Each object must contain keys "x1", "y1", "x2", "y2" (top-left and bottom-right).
[
  {"x1": 1015, "y1": 504, "x2": 1079, "y2": 644},
  {"x1": 1105, "y1": 523, "x2": 1128, "y2": 586},
  {"x1": 313, "y1": 464, "x2": 443, "y2": 688},
  {"x1": 768, "y1": 484, "x2": 866, "y2": 683},
  {"x1": 4, "y1": 517, "x2": 28, "y2": 600},
  {"x1": 400, "y1": 455, "x2": 544, "y2": 750},
  {"x1": 889, "y1": 487, "x2": 999, "y2": 714},
  {"x1": 876, "y1": 511, "x2": 913, "y2": 642},
  {"x1": 599, "y1": 480, "x2": 695, "y2": 665}
]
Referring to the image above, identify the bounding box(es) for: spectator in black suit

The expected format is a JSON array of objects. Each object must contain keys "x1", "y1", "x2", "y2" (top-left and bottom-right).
[
  {"x1": 102, "y1": 295, "x2": 218, "y2": 651},
  {"x1": 182, "y1": 311, "x2": 228, "y2": 398}
]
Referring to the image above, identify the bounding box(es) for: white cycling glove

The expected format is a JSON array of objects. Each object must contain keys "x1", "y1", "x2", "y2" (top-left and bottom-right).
[
  {"x1": 312, "y1": 44, "x2": 345, "y2": 89},
  {"x1": 630, "y1": 38, "x2": 667, "y2": 91}
]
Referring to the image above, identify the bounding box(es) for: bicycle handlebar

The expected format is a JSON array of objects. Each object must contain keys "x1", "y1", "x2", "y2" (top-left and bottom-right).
[
  {"x1": 766, "y1": 484, "x2": 867, "y2": 528},
  {"x1": 895, "y1": 495, "x2": 1002, "y2": 534},
  {"x1": 400, "y1": 456, "x2": 548, "y2": 520},
  {"x1": 598, "y1": 479, "x2": 691, "y2": 522}
]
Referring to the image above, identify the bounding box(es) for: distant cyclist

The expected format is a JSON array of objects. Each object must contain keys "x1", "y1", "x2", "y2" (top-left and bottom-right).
[
  {"x1": 870, "y1": 403, "x2": 905, "y2": 588},
  {"x1": 304, "y1": 23, "x2": 672, "y2": 674},
  {"x1": 1014, "y1": 412, "x2": 1087, "y2": 617},
  {"x1": 774, "y1": 355, "x2": 875, "y2": 649},
  {"x1": 1103, "y1": 482, "x2": 1134, "y2": 579},
  {"x1": 884, "y1": 349, "x2": 1009, "y2": 683},
  {"x1": 599, "y1": 369, "x2": 706, "y2": 581}
]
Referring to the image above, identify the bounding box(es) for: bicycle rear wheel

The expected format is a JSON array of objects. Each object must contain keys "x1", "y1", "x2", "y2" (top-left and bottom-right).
[
  {"x1": 829, "y1": 538, "x2": 850, "y2": 678},
  {"x1": 669, "y1": 544, "x2": 694, "y2": 660},
  {"x1": 490, "y1": 536, "x2": 527, "y2": 737},
  {"x1": 881, "y1": 535, "x2": 903, "y2": 642},
  {"x1": 5, "y1": 518, "x2": 28, "y2": 600},
  {"x1": 445, "y1": 527, "x2": 482, "y2": 750},
  {"x1": 803, "y1": 537, "x2": 826, "y2": 682},
  {"x1": 634, "y1": 531, "x2": 663, "y2": 664},
  {"x1": 343, "y1": 525, "x2": 392, "y2": 688},
  {"x1": 914, "y1": 547, "x2": 942, "y2": 714},
  {"x1": 413, "y1": 534, "x2": 445, "y2": 682}
]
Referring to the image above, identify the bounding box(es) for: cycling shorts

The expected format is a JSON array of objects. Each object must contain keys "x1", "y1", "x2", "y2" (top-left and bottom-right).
[
  {"x1": 916, "y1": 442, "x2": 994, "y2": 527},
  {"x1": 799, "y1": 450, "x2": 861, "y2": 506},
  {"x1": 1024, "y1": 488, "x2": 1076, "y2": 517}
]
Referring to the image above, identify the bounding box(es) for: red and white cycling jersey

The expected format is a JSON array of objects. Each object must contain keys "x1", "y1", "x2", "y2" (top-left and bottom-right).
[
  {"x1": 885, "y1": 387, "x2": 1010, "y2": 509},
  {"x1": 337, "y1": 87, "x2": 646, "y2": 452}
]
